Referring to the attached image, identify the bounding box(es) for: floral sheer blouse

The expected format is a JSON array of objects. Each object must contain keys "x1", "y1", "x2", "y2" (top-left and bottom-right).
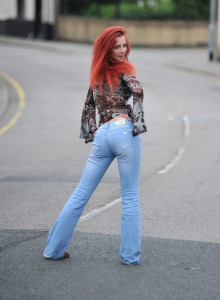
[{"x1": 80, "y1": 74, "x2": 147, "y2": 143}]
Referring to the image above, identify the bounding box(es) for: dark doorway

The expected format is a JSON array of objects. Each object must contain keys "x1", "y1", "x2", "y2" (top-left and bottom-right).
[{"x1": 34, "y1": 0, "x2": 42, "y2": 38}]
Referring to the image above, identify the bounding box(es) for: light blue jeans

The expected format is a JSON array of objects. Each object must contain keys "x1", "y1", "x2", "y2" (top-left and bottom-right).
[{"x1": 44, "y1": 119, "x2": 141, "y2": 264}]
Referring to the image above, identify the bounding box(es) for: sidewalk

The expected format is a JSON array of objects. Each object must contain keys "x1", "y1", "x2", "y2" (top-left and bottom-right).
[
  {"x1": 0, "y1": 35, "x2": 220, "y2": 77},
  {"x1": 133, "y1": 47, "x2": 220, "y2": 78},
  {"x1": 0, "y1": 35, "x2": 219, "y2": 124}
]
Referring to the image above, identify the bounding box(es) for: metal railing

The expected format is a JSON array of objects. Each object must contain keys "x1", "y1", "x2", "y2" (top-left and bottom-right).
[{"x1": 60, "y1": 0, "x2": 210, "y2": 21}]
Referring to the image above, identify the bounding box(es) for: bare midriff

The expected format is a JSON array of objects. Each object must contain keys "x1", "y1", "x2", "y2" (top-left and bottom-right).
[{"x1": 103, "y1": 114, "x2": 133, "y2": 125}]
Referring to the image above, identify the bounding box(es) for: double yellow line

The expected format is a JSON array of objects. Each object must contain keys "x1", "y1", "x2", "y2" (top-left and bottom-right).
[{"x1": 0, "y1": 71, "x2": 26, "y2": 136}]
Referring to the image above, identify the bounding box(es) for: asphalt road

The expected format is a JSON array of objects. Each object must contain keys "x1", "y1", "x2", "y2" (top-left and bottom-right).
[{"x1": 0, "y1": 38, "x2": 220, "y2": 300}]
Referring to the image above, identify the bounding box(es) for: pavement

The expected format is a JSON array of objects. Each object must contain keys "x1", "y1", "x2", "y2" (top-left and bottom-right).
[
  {"x1": 0, "y1": 35, "x2": 220, "y2": 122},
  {"x1": 1, "y1": 230, "x2": 220, "y2": 300},
  {"x1": 0, "y1": 36, "x2": 220, "y2": 300}
]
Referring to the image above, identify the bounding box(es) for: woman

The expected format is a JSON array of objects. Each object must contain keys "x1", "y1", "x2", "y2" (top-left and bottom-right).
[{"x1": 44, "y1": 26, "x2": 147, "y2": 265}]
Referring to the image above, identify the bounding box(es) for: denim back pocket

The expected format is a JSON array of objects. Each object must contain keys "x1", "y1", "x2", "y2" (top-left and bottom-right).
[{"x1": 112, "y1": 128, "x2": 133, "y2": 150}]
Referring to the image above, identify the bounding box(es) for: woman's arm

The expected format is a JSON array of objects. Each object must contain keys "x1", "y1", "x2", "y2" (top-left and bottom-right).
[
  {"x1": 80, "y1": 88, "x2": 97, "y2": 143},
  {"x1": 123, "y1": 74, "x2": 147, "y2": 136}
]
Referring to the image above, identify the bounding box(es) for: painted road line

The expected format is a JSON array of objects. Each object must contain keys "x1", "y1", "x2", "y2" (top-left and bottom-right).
[
  {"x1": 158, "y1": 147, "x2": 186, "y2": 175},
  {"x1": 80, "y1": 116, "x2": 188, "y2": 222},
  {"x1": 0, "y1": 71, "x2": 26, "y2": 136},
  {"x1": 183, "y1": 114, "x2": 190, "y2": 138},
  {"x1": 79, "y1": 197, "x2": 121, "y2": 223},
  {"x1": 169, "y1": 115, "x2": 191, "y2": 138},
  {"x1": 78, "y1": 114, "x2": 190, "y2": 222},
  {"x1": 79, "y1": 148, "x2": 186, "y2": 222},
  {"x1": 158, "y1": 114, "x2": 190, "y2": 175}
]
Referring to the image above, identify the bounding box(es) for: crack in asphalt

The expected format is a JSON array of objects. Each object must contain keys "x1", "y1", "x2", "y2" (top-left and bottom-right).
[{"x1": 0, "y1": 230, "x2": 48, "y2": 251}]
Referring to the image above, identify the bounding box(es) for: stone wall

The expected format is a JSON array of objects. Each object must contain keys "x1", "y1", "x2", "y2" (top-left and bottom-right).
[{"x1": 57, "y1": 16, "x2": 209, "y2": 47}]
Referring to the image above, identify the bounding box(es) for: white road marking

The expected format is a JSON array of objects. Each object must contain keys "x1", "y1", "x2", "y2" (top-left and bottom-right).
[
  {"x1": 79, "y1": 197, "x2": 121, "y2": 222},
  {"x1": 80, "y1": 114, "x2": 190, "y2": 221},
  {"x1": 158, "y1": 147, "x2": 186, "y2": 174},
  {"x1": 183, "y1": 114, "x2": 190, "y2": 137},
  {"x1": 169, "y1": 114, "x2": 190, "y2": 138}
]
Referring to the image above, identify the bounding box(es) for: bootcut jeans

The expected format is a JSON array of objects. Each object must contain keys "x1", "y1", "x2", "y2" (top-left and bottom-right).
[{"x1": 44, "y1": 119, "x2": 142, "y2": 264}]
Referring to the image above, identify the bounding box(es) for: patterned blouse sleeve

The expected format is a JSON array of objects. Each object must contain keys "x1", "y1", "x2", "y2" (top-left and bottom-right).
[
  {"x1": 123, "y1": 74, "x2": 147, "y2": 136},
  {"x1": 80, "y1": 87, "x2": 97, "y2": 143}
]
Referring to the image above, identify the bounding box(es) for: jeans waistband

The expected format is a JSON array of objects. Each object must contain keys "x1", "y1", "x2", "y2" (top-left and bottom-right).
[{"x1": 99, "y1": 119, "x2": 133, "y2": 130}]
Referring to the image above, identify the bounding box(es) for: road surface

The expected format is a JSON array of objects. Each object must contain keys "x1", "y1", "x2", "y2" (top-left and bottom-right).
[{"x1": 0, "y1": 38, "x2": 220, "y2": 300}]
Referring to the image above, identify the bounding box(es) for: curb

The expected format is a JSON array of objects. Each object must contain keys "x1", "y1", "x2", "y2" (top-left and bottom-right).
[
  {"x1": 167, "y1": 63, "x2": 220, "y2": 78},
  {"x1": 0, "y1": 76, "x2": 9, "y2": 121},
  {"x1": 0, "y1": 35, "x2": 87, "y2": 53},
  {"x1": 0, "y1": 35, "x2": 219, "y2": 79}
]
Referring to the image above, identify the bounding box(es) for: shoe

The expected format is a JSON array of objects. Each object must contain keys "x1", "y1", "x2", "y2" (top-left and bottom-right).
[
  {"x1": 44, "y1": 251, "x2": 70, "y2": 260},
  {"x1": 63, "y1": 251, "x2": 69, "y2": 259},
  {"x1": 121, "y1": 261, "x2": 140, "y2": 266}
]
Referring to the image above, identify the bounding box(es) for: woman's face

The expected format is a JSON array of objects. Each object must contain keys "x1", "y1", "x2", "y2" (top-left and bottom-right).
[{"x1": 110, "y1": 35, "x2": 127, "y2": 62}]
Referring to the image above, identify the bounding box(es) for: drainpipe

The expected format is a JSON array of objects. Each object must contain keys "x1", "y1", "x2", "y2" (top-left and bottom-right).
[
  {"x1": 209, "y1": 0, "x2": 216, "y2": 61},
  {"x1": 54, "y1": 0, "x2": 60, "y2": 40},
  {"x1": 217, "y1": 0, "x2": 220, "y2": 61}
]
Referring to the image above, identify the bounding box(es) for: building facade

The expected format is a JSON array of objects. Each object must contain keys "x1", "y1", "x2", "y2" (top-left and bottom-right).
[{"x1": 0, "y1": 0, "x2": 59, "y2": 39}]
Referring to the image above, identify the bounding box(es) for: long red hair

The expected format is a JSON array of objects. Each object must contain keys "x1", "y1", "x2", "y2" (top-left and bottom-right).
[{"x1": 90, "y1": 26, "x2": 136, "y2": 92}]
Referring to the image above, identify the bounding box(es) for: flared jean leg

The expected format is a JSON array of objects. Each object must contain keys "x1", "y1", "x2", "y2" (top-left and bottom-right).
[
  {"x1": 44, "y1": 147, "x2": 114, "y2": 259},
  {"x1": 116, "y1": 135, "x2": 141, "y2": 264},
  {"x1": 44, "y1": 120, "x2": 142, "y2": 262}
]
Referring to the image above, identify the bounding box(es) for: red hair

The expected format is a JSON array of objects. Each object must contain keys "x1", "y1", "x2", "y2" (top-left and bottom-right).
[{"x1": 90, "y1": 26, "x2": 136, "y2": 92}]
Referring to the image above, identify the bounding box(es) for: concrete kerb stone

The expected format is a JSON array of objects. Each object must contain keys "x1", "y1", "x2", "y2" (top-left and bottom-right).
[
  {"x1": 0, "y1": 35, "x2": 87, "y2": 54},
  {"x1": 0, "y1": 35, "x2": 219, "y2": 79},
  {"x1": 0, "y1": 76, "x2": 9, "y2": 121}
]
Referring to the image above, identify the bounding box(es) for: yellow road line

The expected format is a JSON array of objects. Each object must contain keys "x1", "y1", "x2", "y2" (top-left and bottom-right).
[{"x1": 0, "y1": 71, "x2": 26, "y2": 136}]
